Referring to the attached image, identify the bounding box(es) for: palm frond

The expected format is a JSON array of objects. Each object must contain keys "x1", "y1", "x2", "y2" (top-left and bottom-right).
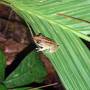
[{"x1": 1, "y1": 0, "x2": 90, "y2": 89}]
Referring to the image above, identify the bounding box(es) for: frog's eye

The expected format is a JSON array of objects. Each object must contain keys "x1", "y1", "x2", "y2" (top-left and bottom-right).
[{"x1": 38, "y1": 33, "x2": 42, "y2": 36}]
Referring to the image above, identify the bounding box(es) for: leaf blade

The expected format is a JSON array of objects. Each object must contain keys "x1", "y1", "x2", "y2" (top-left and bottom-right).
[
  {"x1": 4, "y1": 51, "x2": 47, "y2": 88},
  {"x1": 0, "y1": 49, "x2": 6, "y2": 81},
  {"x1": 2, "y1": 0, "x2": 90, "y2": 40}
]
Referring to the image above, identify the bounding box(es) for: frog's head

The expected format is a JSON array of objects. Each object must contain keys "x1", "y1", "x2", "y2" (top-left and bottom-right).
[
  {"x1": 33, "y1": 33, "x2": 44, "y2": 42},
  {"x1": 33, "y1": 35, "x2": 42, "y2": 44}
]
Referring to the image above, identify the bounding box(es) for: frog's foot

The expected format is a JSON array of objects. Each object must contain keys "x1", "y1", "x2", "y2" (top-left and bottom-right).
[
  {"x1": 35, "y1": 48, "x2": 38, "y2": 50},
  {"x1": 35, "y1": 47, "x2": 45, "y2": 52}
]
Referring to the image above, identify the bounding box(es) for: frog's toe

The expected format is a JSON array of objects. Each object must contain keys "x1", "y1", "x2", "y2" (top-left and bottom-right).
[
  {"x1": 35, "y1": 48, "x2": 42, "y2": 52},
  {"x1": 36, "y1": 48, "x2": 39, "y2": 50},
  {"x1": 35, "y1": 48, "x2": 39, "y2": 52}
]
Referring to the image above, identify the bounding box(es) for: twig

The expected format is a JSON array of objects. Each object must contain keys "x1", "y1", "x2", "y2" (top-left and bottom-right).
[{"x1": 29, "y1": 82, "x2": 58, "y2": 90}]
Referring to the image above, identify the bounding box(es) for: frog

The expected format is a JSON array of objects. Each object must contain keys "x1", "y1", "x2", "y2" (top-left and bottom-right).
[{"x1": 33, "y1": 33, "x2": 59, "y2": 53}]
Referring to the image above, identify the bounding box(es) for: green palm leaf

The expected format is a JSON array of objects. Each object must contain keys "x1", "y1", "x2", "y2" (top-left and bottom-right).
[
  {"x1": 2, "y1": 0, "x2": 90, "y2": 41},
  {"x1": 4, "y1": 51, "x2": 46, "y2": 88},
  {"x1": 0, "y1": 84, "x2": 7, "y2": 90},
  {"x1": 1, "y1": 0, "x2": 90, "y2": 89},
  {"x1": 0, "y1": 49, "x2": 6, "y2": 81}
]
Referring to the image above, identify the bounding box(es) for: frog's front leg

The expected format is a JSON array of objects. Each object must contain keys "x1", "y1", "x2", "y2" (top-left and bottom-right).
[{"x1": 36, "y1": 47, "x2": 46, "y2": 52}]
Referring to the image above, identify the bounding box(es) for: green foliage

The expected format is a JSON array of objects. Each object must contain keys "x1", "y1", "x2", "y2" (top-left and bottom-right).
[
  {"x1": 0, "y1": 84, "x2": 7, "y2": 90},
  {"x1": 4, "y1": 51, "x2": 47, "y2": 88},
  {"x1": 1, "y1": 0, "x2": 90, "y2": 89},
  {"x1": 2, "y1": 0, "x2": 90, "y2": 41},
  {"x1": 0, "y1": 49, "x2": 6, "y2": 81}
]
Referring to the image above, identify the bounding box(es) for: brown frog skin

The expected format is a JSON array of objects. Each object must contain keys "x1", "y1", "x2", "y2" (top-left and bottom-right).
[{"x1": 33, "y1": 34, "x2": 59, "y2": 53}]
